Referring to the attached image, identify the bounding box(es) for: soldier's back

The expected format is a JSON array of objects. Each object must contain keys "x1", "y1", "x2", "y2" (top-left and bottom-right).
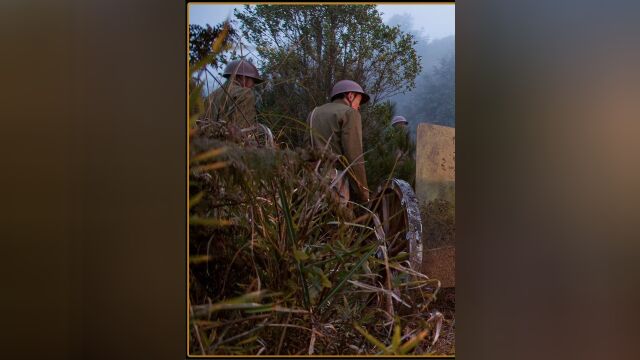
[
  {"x1": 204, "y1": 80, "x2": 257, "y2": 129},
  {"x1": 308, "y1": 100, "x2": 354, "y2": 155}
]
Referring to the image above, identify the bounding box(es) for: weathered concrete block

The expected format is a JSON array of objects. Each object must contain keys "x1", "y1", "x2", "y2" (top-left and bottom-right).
[
  {"x1": 415, "y1": 123, "x2": 455, "y2": 203},
  {"x1": 416, "y1": 123, "x2": 455, "y2": 287}
]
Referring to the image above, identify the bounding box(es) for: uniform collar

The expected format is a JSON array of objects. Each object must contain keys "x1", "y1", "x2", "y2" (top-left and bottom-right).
[{"x1": 332, "y1": 98, "x2": 347, "y2": 105}]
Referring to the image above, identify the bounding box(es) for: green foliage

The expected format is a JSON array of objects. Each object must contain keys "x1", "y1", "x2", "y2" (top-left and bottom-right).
[
  {"x1": 235, "y1": 5, "x2": 422, "y2": 147},
  {"x1": 189, "y1": 23, "x2": 237, "y2": 66}
]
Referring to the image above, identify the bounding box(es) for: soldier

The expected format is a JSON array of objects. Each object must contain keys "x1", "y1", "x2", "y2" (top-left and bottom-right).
[
  {"x1": 388, "y1": 115, "x2": 416, "y2": 188},
  {"x1": 200, "y1": 59, "x2": 263, "y2": 136},
  {"x1": 391, "y1": 115, "x2": 409, "y2": 129},
  {"x1": 307, "y1": 80, "x2": 371, "y2": 205}
]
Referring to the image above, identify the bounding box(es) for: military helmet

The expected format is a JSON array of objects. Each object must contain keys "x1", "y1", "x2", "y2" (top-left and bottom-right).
[
  {"x1": 391, "y1": 115, "x2": 409, "y2": 126},
  {"x1": 330, "y1": 79, "x2": 370, "y2": 104},
  {"x1": 223, "y1": 59, "x2": 263, "y2": 84}
]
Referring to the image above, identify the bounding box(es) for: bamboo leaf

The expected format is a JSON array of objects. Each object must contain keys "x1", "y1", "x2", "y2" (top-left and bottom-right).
[
  {"x1": 293, "y1": 249, "x2": 309, "y2": 261},
  {"x1": 190, "y1": 216, "x2": 232, "y2": 227},
  {"x1": 391, "y1": 324, "x2": 401, "y2": 352},
  {"x1": 191, "y1": 291, "x2": 273, "y2": 318},
  {"x1": 353, "y1": 323, "x2": 390, "y2": 354},
  {"x1": 319, "y1": 271, "x2": 332, "y2": 288},
  {"x1": 189, "y1": 255, "x2": 212, "y2": 264},
  {"x1": 189, "y1": 191, "x2": 205, "y2": 209},
  {"x1": 192, "y1": 161, "x2": 229, "y2": 173},
  {"x1": 398, "y1": 329, "x2": 428, "y2": 354},
  {"x1": 317, "y1": 244, "x2": 377, "y2": 310},
  {"x1": 192, "y1": 147, "x2": 228, "y2": 163},
  {"x1": 211, "y1": 22, "x2": 230, "y2": 54},
  {"x1": 192, "y1": 302, "x2": 267, "y2": 318}
]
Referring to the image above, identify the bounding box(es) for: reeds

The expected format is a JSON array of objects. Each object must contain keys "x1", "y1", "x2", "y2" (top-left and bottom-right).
[{"x1": 188, "y1": 132, "x2": 449, "y2": 355}]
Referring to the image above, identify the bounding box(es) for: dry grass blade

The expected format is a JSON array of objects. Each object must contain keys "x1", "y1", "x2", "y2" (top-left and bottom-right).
[
  {"x1": 428, "y1": 311, "x2": 444, "y2": 345},
  {"x1": 380, "y1": 244, "x2": 395, "y2": 319},
  {"x1": 347, "y1": 280, "x2": 410, "y2": 308},
  {"x1": 189, "y1": 299, "x2": 206, "y2": 354},
  {"x1": 308, "y1": 327, "x2": 316, "y2": 355},
  {"x1": 191, "y1": 302, "x2": 272, "y2": 318}
]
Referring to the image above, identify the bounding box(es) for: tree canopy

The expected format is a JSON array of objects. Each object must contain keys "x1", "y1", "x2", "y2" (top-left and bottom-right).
[
  {"x1": 234, "y1": 4, "x2": 422, "y2": 148},
  {"x1": 236, "y1": 5, "x2": 420, "y2": 103},
  {"x1": 189, "y1": 23, "x2": 237, "y2": 67}
]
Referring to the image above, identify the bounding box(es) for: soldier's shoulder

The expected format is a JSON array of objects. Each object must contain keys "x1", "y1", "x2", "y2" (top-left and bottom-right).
[
  {"x1": 342, "y1": 107, "x2": 361, "y2": 122},
  {"x1": 320, "y1": 101, "x2": 352, "y2": 113},
  {"x1": 228, "y1": 83, "x2": 253, "y2": 97}
]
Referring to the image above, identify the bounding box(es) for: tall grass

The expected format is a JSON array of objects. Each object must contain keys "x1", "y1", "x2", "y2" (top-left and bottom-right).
[
  {"x1": 188, "y1": 24, "x2": 449, "y2": 355},
  {"x1": 189, "y1": 133, "x2": 448, "y2": 355}
]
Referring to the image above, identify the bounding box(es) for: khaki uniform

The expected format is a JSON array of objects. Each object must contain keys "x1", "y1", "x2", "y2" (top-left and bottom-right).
[
  {"x1": 202, "y1": 79, "x2": 257, "y2": 130},
  {"x1": 307, "y1": 99, "x2": 369, "y2": 203}
]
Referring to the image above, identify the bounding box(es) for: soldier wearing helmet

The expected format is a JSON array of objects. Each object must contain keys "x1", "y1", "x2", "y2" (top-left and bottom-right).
[
  {"x1": 200, "y1": 59, "x2": 263, "y2": 133},
  {"x1": 387, "y1": 114, "x2": 416, "y2": 187},
  {"x1": 391, "y1": 115, "x2": 409, "y2": 129},
  {"x1": 307, "y1": 79, "x2": 371, "y2": 204}
]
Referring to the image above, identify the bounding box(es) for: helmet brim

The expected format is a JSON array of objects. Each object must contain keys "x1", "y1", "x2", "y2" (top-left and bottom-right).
[{"x1": 223, "y1": 73, "x2": 264, "y2": 84}]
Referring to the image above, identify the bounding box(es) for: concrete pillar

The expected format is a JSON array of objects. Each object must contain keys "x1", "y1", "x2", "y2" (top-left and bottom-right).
[{"x1": 416, "y1": 123, "x2": 455, "y2": 287}]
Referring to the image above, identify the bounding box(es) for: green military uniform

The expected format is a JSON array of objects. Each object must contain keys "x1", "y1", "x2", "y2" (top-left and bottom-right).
[
  {"x1": 307, "y1": 99, "x2": 369, "y2": 203},
  {"x1": 202, "y1": 79, "x2": 257, "y2": 130},
  {"x1": 388, "y1": 126, "x2": 416, "y2": 188}
]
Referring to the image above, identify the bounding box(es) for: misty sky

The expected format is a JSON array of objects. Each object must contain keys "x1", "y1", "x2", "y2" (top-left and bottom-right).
[{"x1": 188, "y1": 3, "x2": 455, "y2": 41}]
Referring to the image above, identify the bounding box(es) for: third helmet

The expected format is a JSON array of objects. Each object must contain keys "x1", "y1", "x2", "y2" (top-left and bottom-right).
[{"x1": 391, "y1": 115, "x2": 409, "y2": 126}]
